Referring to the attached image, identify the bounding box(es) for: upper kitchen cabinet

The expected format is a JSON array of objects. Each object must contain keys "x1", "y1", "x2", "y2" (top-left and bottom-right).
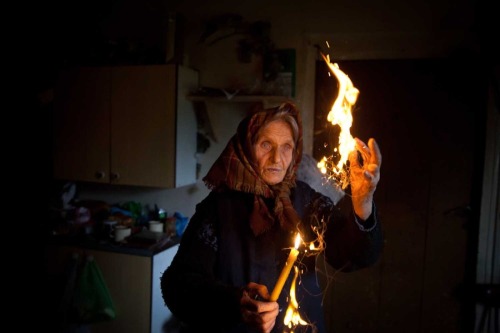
[{"x1": 53, "y1": 64, "x2": 199, "y2": 188}]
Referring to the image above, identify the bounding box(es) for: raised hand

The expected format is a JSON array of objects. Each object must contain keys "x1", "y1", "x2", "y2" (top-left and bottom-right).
[{"x1": 348, "y1": 137, "x2": 382, "y2": 220}]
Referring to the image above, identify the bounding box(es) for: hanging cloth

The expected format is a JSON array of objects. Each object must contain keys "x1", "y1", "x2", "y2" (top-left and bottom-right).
[{"x1": 73, "y1": 255, "x2": 116, "y2": 324}]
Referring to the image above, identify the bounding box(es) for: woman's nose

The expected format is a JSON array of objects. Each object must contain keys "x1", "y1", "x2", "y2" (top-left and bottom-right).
[{"x1": 270, "y1": 147, "x2": 281, "y2": 163}]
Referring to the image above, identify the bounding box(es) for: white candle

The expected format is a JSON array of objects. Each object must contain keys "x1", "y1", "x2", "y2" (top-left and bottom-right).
[{"x1": 270, "y1": 233, "x2": 301, "y2": 301}]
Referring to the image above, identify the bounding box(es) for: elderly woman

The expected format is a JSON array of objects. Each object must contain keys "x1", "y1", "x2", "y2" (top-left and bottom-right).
[{"x1": 161, "y1": 102, "x2": 383, "y2": 333}]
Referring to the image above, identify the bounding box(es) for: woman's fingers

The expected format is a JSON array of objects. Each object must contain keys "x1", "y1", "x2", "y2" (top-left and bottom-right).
[
  {"x1": 241, "y1": 283, "x2": 279, "y2": 333},
  {"x1": 369, "y1": 138, "x2": 382, "y2": 167}
]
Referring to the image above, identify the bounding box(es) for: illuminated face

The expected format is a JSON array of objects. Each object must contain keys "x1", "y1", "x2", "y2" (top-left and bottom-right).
[{"x1": 253, "y1": 120, "x2": 295, "y2": 185}]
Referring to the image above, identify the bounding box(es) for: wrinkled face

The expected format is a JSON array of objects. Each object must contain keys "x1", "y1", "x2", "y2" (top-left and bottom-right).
[{"x1": 253, "y1": 120, "x2": 295, "y2": 185}]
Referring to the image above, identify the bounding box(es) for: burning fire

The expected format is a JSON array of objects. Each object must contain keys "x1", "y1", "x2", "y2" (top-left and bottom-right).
[
  {"x1": 283, "y1": 266, "x2": 308, "y2": 331},
  {"x1": 317, "y1": 48, "x2": 360, "y2": 189},
  {"x1": 279, "y1": 234, "x2": 323, "y2": 332},
  {"x1": 280, "y1": 44, "x2": 360, "y2": 331}
]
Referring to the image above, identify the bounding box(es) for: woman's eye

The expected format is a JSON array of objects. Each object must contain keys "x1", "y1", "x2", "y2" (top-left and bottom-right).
[
  {"x1": 282, "y1": 144, "x2": 293, "y2": 153},
  {"x1": 261, "y1": 141, "x2": 272, "y2": 150}
]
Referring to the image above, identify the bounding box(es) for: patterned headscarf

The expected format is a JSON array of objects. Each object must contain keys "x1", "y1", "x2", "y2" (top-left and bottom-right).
[{"x1": 203, "y1": 102, "x2": 303, "y2": 235}]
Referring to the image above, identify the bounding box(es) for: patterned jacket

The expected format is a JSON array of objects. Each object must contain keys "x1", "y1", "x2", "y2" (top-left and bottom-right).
[{"x1": 161, "y1": 180, "x2": 383, "y2": 333}]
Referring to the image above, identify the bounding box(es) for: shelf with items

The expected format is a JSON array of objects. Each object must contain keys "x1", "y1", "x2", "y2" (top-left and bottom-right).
[
  {"x1": 187, "y1": 94, "x2": 292, "y2": 109},
  {"x1": 188, "y1": 94, "x2": 294, "y2": 145}
]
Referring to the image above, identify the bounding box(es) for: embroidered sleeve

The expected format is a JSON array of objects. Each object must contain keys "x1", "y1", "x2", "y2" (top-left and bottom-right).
[{"x1": 197, "y1": 218, "x2": 218, "y2": 252}]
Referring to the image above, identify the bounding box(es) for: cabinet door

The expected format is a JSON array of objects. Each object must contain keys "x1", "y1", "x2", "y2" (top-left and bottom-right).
[
  {"x1": 53, "y1": 67, "x2": 111, "y2": 183},
  {"x1": 53, "y1": 65, "x2": 198, "y2": 188},
  {"x1": 111, "y1": 65, "x2": 176, "y2": 187}
]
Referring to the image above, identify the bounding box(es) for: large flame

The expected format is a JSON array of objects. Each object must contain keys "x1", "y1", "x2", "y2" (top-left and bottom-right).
[
  {"x1": 282, "y1": 46, "x2": 358, "y2": 332},
  {"x1": 317, "y1": 50, "x2": 359, "y2": 189}
]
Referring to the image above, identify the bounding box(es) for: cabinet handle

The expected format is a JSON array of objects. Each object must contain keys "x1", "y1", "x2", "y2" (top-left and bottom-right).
[
  {"x1": 110, "y1": 172, "x2": 120, "y2": 181},
  {"x1": 95, "y1": 171, "x2": 106, "y2": 179}
]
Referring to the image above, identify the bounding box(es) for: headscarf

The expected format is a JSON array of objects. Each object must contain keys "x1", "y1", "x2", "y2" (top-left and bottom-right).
[{"x1": 203, "y1": 102, "x2": 303, "y2": 236}]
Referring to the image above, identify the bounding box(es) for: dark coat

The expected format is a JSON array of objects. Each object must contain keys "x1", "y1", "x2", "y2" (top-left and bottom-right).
[{"x1": 161, "y1": 180, "x2": 383, "y2": 333}]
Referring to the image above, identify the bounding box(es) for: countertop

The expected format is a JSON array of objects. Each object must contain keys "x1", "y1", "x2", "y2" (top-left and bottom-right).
[{"x1": 46, "y1": 230, "x2": 180, "y2": 257}]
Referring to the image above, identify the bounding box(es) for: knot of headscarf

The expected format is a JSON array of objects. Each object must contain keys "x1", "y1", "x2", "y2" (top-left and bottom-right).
[{"x1": 203, "y1": 102, "x2": 303, "y2": 236}]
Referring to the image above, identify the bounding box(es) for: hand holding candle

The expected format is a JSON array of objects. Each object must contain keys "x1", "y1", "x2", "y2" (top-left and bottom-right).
[{"x1": 270, "y1": 233, "x2": 302, "y2": 301}]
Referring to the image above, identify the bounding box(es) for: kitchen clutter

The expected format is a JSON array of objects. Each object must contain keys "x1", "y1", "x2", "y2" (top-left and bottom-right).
[
  {"x1": 148, "y1": 221, "x2": 163, "y2": 233},
  {"x1": 49, "y1": 182, "x2": 189, "y2": 248},
  {"x1": 113, "y1": 226, "x2": 132, "y2": 242}
]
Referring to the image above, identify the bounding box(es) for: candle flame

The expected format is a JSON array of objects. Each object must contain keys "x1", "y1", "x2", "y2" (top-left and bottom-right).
[
  {"x1": 317, "y1": 47, "x2": 359, "y2": 189},
  {"x1": 294, "y1": 233, "x2": 301, "y2": 249}
]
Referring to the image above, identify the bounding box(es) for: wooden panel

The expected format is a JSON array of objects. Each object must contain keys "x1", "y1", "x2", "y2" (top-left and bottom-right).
[
  {"x1": 89, "y1": 250, "x2": 151, "y2": 333},
  {"x1": 53, "y1": 67, "x2": 111, "y2": 183},
  {"x1": 111, "y1": 65, "x2": 177, "y2": 187},
  {"x1": 419, "y1": 60, "x2": 477, "y2": 332}
]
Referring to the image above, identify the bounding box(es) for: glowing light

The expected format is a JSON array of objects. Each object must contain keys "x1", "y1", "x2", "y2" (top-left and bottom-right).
[
  {"x1": 294, "y1": 233, "x2": 301, "y2": 248},
  {"x1": 319, "y1": 48, "x2": 360, "y2": 189}
]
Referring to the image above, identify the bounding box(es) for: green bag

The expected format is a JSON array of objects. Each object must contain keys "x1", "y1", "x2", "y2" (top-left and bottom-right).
[{"x1": 73, "y1": 256, "x2": 116, "y2": 324}]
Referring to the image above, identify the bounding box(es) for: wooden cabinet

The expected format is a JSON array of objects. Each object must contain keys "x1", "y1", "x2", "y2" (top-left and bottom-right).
[
  {"x1": 53, "y1": 64, "x2": 198, "y2": 188},
  {"x1": 45, "y1": 244, "x2": 179, "y2": 333}
]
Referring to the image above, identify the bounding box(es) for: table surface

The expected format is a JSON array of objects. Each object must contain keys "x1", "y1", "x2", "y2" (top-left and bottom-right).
[{"x1": 47, "y1": 230, "x2": 180, "y2": 257}]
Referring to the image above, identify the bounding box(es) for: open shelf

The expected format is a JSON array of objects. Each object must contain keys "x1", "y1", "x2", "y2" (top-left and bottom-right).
[{"x1": 187, "y1": 95, "x2": 292, "y2": 108}]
